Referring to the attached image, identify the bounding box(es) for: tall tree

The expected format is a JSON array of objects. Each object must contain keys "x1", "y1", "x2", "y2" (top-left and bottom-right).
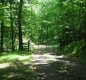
[
  {"x1": 18, "y1": 0, "x2": 23, "y2": 50},
  {"x1": 84, "y1": 1, "x2": 86, "y2": 47},
  {"x1": 10, "y1": 0, "x2": 14, "y2": 51},
  {"x1": 1, "y1": 0, "x2": 4, "y2": 52}
]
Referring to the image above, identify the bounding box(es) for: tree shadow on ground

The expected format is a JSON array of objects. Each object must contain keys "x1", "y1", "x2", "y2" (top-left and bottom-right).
[
  {"x1": 0, "y1": 59, "x2": 36, "y2": 80},
  {"x1": 31, "y1": 44, "x2": 86, "y2": 80},
  {"x1": 0, "y1": 52, "x2": 36, "y2": 80},
  {"x1": 34, "y1": 57, "x2": 86, "y2": 80}
]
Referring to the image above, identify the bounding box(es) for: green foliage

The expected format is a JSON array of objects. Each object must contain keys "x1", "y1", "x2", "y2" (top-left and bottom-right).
[
  {"x1": 61, "y1": 40, "x2": 85, "y2": 55},
  {"x1": 0, "y1": 0, "x2": 86, "y2": 55}
]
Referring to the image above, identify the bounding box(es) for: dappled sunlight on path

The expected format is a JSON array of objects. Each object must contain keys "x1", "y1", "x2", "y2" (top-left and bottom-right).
[
  {"x1": 31, "y1": 54, "x2": 64, "y2": 65},
  {"x1": 30, "y1": 45, "x2": 86, "y2": 80}
]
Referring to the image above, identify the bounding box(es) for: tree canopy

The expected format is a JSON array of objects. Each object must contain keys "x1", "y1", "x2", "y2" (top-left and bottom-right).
[{"x1": 0, "y1": 0, "x2": 86, "y2": 54}]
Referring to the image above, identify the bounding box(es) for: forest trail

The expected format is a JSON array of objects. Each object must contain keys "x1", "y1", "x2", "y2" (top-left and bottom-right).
[{"x1": 30, "y1": 45, "x2": 86, "y2": 80}]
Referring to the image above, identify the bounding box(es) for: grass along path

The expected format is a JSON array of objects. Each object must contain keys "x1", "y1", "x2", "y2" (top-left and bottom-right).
[{"x1": 0, "y1": 52, "x2": 36, "y2": 80}]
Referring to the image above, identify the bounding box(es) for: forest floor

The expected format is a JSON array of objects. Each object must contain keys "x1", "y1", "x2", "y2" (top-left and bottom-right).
[
  {"x1": 0, "y1": 45, "x2": 86, "y2": 80},
  {"x1": 30, "y1": 45, "x2": 86, "y2": 80}
]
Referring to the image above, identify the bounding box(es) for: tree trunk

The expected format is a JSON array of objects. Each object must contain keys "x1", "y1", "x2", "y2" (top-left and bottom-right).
[
  {"x1": 1, "y1": 21, "x2": 4, "y2": 52},
  {"x1": 84, "y1": 12, "x2": 86, "y2": 47},
  {"x1": 10, "y1": 0, "x2": 14, "y2": 51},
  {"x1": 83, "y1": 1, "x2": 86, "y2": 48},
  {"x1": 1, "y1": 0, "x2": 4, "y2": 52},
  {"x1": 18, "y1": 0, "x2": 23, "y2": 50}
]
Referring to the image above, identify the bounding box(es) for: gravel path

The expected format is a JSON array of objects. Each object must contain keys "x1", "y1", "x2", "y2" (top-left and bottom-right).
[{"x1": 30, "y1": 45, "x2": 86, "y2": 80}]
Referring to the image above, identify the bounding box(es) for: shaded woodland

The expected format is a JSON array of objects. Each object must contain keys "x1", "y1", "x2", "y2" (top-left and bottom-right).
[
  {"x1": 0, "y1": 0, "x2": 86, "y2": 80},
  {"x1": 0, "y1": 0, "x2": 86, "y2": 53}
]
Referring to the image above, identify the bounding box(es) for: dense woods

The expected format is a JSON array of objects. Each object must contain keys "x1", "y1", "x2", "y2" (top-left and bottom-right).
[
  {"x1": 0, "y1": 0, "x2": 86, "y2": 55},
  {"x1": 0, "y1": 0, "x2": 86, "y2": 80}
]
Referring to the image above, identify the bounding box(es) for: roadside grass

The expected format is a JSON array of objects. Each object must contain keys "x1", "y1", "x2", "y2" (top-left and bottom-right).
[{"x1": 0, "y1": 51, "x2": 36, "y2": 80}]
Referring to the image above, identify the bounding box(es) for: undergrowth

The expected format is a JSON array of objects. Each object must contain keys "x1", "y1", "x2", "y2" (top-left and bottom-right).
[{"x1": 59, "y1": 40, "x2": 86, "y2": 64}]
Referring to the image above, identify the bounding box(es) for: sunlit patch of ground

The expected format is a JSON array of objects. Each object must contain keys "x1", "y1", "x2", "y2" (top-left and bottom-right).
[
  {"x1": 0, "y1": 52, "x2": 36, "y2": 80},
  {"x1": 0, "y1": 52, "x2": 32, "y2": 64},
  {"x1": 0, "y1": 63, "x2": 10, "y2": 69},
  {"x1": 31, "y1": 54, "x2": 65, "y2": 65}
]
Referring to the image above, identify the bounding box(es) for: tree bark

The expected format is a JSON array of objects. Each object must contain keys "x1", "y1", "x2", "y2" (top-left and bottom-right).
[
  {"x1": 83, "y1": 1, "x2": 86, "y2": 48},
  {"x1": 84, "y1": 12, "x2": 86, "y2": 47},
  {"x1": 10, "y1": 0, "x2": 14, "y2": 51},
  {"x1": 18, "y1": 0, "x2": 23, "y2": 50},
  {"x1": 1, "y1": 0, "x2": 4, "y2": 52}
]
